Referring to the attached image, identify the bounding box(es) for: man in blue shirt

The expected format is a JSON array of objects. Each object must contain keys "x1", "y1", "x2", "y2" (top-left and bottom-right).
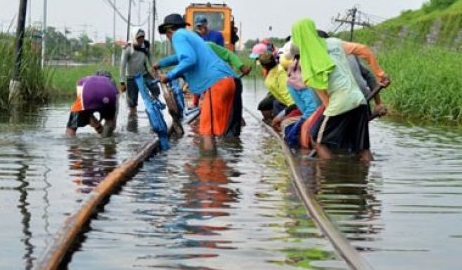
[
  {"x1": 153, "y1": 13, "x2": 240, "y2": 148},
  {"x1": 194, "y1": 15, "x2": 225, "y2": 47}
]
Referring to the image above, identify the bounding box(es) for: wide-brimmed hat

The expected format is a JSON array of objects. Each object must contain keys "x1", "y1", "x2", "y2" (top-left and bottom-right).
[{"x1": 158, "y1": 13, "x2": 189, "y2": 34}]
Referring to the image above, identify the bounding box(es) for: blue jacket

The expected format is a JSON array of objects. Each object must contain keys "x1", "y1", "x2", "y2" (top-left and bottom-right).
[{"x1": 158, "y1": 28, "x2": 234, "y2": 95}]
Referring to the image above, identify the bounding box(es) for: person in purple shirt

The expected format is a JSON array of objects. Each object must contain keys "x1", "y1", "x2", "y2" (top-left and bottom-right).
[
  {"x1": 66, "y1": 70, "x2": 118, "y2": 138},
  {"x1": 194, "y1": 15, "x2": 225, "y2": 47}
]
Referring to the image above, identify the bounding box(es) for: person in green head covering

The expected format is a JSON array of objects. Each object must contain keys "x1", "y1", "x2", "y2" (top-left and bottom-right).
[{"x1": 291, "y1": 18, "x2": 378, "y2": 162}]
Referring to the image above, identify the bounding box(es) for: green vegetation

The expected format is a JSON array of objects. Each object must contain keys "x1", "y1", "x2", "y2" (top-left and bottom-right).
[
  {"x1": 377, "y1": 45, "x2": 462, "y2": 123},
  {"x1": 342, "y1": 0, "x2": 462, "y2": 125},
  {"x1": 50, "y1": 65, "x2": 119, "y2": 96},
  {"x1": 0, "y1": 34, "x2": 51, "y2": 110}
]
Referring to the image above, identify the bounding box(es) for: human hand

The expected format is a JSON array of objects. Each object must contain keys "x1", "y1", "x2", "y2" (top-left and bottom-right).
[
  {"x1": 119, "y1": 83, "x2": 126, "y2": 93},
  {"x1": 239, "y1": 65, "x2": 251, "y2": 76},
  {"x1": 159, "y1": 74, "x2": 170, "y2": 84},
  {"x1": 152, "y1": 62, "x2": 160, "y2": 71},
  {"x1": 374, "y1": 104, "x2": 388, "y2": 117},
  {"x1": 379, "y1": 75, "x2": 391, "y2": 88},
  {"x1": 271, "y1": 116, "x2": 282, "y2": 132}
]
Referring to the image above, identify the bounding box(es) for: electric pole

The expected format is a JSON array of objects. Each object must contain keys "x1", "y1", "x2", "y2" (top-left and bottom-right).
[
  {"x1": 112, "y1": 0, "x2": 116, "y2": 66},
  {"x1": 334, "y1": 7, "x2": 370, "y2": 41},
  {"x1": 126, "y1": 0, "x2": 132, "y2": 41},
  {"x1": 41, "y1": 0, "x2": 47, "y2": 68},
  {"x1": 9, "y1": 0, "x2": 28, "y2": 104},
  {"x1": 151, "y1": 0, "x2": 156, "y2": 56}
]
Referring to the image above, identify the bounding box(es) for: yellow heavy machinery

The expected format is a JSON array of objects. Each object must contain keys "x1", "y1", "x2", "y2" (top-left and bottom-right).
[{"x1": 184, "y1": 2, "x2": 238, "y2": 51}]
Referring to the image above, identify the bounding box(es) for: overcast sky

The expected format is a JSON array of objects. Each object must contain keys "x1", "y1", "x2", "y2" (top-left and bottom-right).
[{"x1": 0, "y1": 0, "x2": 427, "y2": 42}]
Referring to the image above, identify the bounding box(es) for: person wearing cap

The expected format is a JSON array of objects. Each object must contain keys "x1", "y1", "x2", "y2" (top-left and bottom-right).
[
  {"x1": 119, "y1": 28, "x2": 154, "y2": 116},
  {"x1": 153, "y1": 13, "x2": 240, "y2": 146},
  {"x1": 66, "y1": 71, "x2": 119, "y2": 137},
  {"x1": 251, "y1": 49, "x2": 296, "y2": 130},
  {"x1": 291, "y1": 18, "x2": 391, "y2": 161},
  {"x1": 194, "y1": 15, "x2": 224, "y2": 47}
]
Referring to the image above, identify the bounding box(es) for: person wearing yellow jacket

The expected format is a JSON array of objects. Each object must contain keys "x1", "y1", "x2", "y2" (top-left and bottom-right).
[{"x1": 254, "y1": 51, "x2": 296, "y2": 130}]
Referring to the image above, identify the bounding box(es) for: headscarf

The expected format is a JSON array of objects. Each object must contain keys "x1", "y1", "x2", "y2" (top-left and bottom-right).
[{"x1": 291, "y1": 18, "x2": 335, "y2": 90}]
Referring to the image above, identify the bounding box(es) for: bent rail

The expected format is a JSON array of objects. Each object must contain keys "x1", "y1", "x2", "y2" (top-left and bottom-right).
[
  {"x1": 35, "y1": 79, "x2": 176, "y2": 270},
  {"x1": 34, "y1": 140, "x2": 161, "y2": 270},
  {"x1": 245, "y1": 108, "x2": 373, "y2": 270}
]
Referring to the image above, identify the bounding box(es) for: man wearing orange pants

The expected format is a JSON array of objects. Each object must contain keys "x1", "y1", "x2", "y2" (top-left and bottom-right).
[{"x1": 153, "y1": 14, "x2": 238, "y2": 149}]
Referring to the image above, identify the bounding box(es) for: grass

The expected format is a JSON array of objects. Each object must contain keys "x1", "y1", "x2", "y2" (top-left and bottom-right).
[
  {"x1": 376, "y1": 44, "x2": 462, "y2": 124},
  {"x1": 49, "y1": 65, "x2": 120, "y2": 96}
]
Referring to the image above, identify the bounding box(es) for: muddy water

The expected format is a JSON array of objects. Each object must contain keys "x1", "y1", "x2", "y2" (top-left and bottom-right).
[{"x1": 1, "y1": 79, "x2": 462, "y2": 269}]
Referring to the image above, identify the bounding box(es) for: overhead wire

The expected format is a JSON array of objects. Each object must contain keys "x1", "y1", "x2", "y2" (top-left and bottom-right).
[
  {"x1": 102, "y1": 0, "x2": 150, "y2": 27},
  {"x1": 329, "y1": 8, "x2": 461, "y2": 54}
]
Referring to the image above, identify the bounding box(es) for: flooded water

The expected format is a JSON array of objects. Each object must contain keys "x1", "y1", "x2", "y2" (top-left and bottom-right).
[{"x1": 1, "y1": 78, "x2": 462, "y2": 269}]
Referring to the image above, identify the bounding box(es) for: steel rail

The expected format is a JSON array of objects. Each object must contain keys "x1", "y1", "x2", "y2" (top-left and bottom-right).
[
  {"x1": 34, "y1": 139, "x2": 161, "y2": 270},
  {"x1": 35, "y1": 79, "x2": 176, "y2": 270},
  {"x1": 245, "y1": 107, "x2": 373, "y2": 270}
]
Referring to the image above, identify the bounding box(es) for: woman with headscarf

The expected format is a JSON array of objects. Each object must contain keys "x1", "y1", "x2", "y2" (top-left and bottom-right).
[{"x1": 291, "y1": 18, "x2": 383, "y2": 161}]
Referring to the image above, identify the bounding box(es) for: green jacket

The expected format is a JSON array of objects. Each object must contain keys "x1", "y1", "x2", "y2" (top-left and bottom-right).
[{"x1": 206, "y1": 41, "x2": 244, "y2": 71}]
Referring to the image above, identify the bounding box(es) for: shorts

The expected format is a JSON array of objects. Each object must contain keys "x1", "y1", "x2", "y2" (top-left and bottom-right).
[
  {"x1": 311, "y1": 105, "x2": 370, "y2": 153},
  {"x1": 257, "y1": 93, "x2": 274, "y2": 111},
  {"x1": 126, "y1": 73, "x2": 159, "y2": 108},
  {"x1": 66, "y1": 106, "x2": 116, "y2": 130}
]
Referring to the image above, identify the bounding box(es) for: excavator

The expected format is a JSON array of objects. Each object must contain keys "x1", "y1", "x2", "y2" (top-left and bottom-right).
[{"x1": 184, "y1": 2, "x2": 239, "y2": 51}]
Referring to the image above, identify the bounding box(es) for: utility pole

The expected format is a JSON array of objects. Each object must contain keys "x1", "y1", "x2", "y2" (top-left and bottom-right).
[
  {"x1": 112, "y1": 0, "x2": 116, "y2": 66},
  {"x1": 151, "y1": 0, "x2": 156, "y2": 56},
  {"x1": 41, "y1": 0, "x2": 47, "y2": 68},
  {"x1": 334, "y1": 7, "x2": 370, "y2": 41},
  {"x1": 147, "y1": 1, "x2": 151, "y2": 41},
  {"x1": 126, "y1": 0, "x2": 132, "y2": 41},
  {"x1": 9, "y1": 0, "x2": 28, "y2": 104}
]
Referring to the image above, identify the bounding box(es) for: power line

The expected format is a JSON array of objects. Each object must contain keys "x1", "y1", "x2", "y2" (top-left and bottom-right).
[{"x1": 102, "y1": 0, "x2": 149, "y2": 27}]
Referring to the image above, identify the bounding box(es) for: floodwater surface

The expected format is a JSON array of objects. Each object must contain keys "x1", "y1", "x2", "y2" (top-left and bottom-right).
[{"x1": 1, "y1": 79, "x2": 462, "y2": 269}]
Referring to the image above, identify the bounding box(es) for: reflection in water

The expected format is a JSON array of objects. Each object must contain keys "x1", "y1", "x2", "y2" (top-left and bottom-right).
[
  {"x1": 180, "y1": 139, "x2": 241, "y2": 251},
  {"x1": 67, "y1": 140, "x2": 119, "y2": 193},
  {"x1": 297, "y1": 156, "x2": 383, "y2": 250},
  {"x1": 11, "y1": 142, "x2": 35, "y2": 270}
]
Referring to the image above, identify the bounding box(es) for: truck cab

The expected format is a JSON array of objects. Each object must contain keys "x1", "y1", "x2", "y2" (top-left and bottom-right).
[{"x1": 184, "y1": 2, "x2": 238, "y2": 51}]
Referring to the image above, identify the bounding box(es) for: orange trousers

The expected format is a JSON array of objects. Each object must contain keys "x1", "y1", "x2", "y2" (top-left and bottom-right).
[{"x1": 199, "y1": 77, "x2": 236, "y2": 136}]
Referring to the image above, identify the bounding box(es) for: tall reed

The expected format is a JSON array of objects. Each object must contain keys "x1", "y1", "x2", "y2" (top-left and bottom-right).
[
  {"x1": 0, "y1": 35, "x2": 51, "y2": 109},
  {"x1": 378, "y1": 44, "x2": 462, "y2": 124}
]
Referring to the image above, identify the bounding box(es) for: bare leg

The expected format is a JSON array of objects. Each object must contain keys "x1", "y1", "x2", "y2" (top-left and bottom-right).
[
  {"x1": 200, "y1": 135, "x2": 217, "y2": 155},
  {"x1": 129, "y1": 106, "x2": 137, "y2": 116},
  {"x1": 358, "y1": 149, "x2": 374, "y2": 162},
  {"x1": 66, "y1": 128, "x2": 76, "y2": 137},
  {"x1": 89, "y1": 115, "x2": 103, "y2": 134},
  {"x1": 101, "y1": 119, "x2": 116, "y2": 137},
  {"x1": 261, "y1": 110, "x2": 272, "y2": 124},
  {"x1": 314, "y1": 143, "x2": 334, "y2": 160}
]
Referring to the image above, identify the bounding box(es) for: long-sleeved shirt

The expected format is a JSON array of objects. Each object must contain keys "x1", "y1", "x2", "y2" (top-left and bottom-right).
[
  {"x1": 119, "y1": 43, "x2": 152, "y2": 83},
  {"x1": 206, "y1": 41, "x2": 243, "y2": 73},
  {"x1": 264, "y1": 65, "x2": 295, "y2": 107},
  {"x1": 158, "y1": 28, "x2": 235, "y2": 95},
  {"x1": 342, "y1": 41, "x2": 386, "y2": 80}
]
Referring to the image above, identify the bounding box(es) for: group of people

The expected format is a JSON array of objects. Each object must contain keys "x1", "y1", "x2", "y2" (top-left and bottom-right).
[
  {"x1": 66, "y1": 14, "x2": 390, "y2": 162},
  {"x1": 250, "y1": 18, "x2": 390, "y2": 161}
]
